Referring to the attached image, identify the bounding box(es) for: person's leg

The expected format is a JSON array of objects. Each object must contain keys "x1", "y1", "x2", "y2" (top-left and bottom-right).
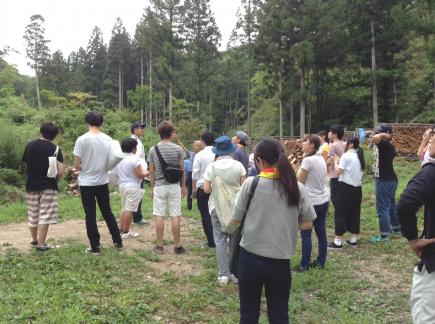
[
  {"x1": 332, "y1": 183, "x2": 347, "y2": 246},
  {"x1": 313, "y1": 202, "x2": 328, "y2": 267},
  {"x1": 348, "y1": 186, "x2": 362, "y2": 240},
  {"x1": 95, "y1": 184, "x2": 122, "y2": 247},
  {"x1": 375, "y1": 179, "x2": 391, "y2": 237},
  {"x1": 197, "y1": 188, "x2": 215, "y2": 247},
  {"x1": 388, "y1": 180, "x2": 400, "y2": 232},
  {"x1": 300, "y1": 229, "x2": 312, "y2": 268},
  {"x1": 133, "y1": 180, "x2": 144, "y2": 223},
  {"x1": 168, "y1": 184, "x2": 182, "y2": 248},
  {"x1": 411, "y1": 265, "x2": 435, "y2": 324},
  {"x1": 186, "y1": 171, "x2": 193, "y2": 211},
  {"x1": 80, "y1": 186, "x2": 100, "y2": 250},
  {"x1": 264, "y1": 258, "x2": 291, "y2": 324},
  {"x1": 330, "y1": 178, "x2": 339, "y2": 208},
  {"x1": 37, "y1": 224, "x2": 49, "y2": 246},
  {"x1": 121, "y1": 211, "x2": 134, "y2": 233},
  {"x1": 26, "y1": 192, "x2": 40, "y2": 243},
  {"x1": 155, "y1": 216, "x2": 165, "y2": 247},
  {"x1": 171, "y1": 216, "x2": 181, "y2": 247},
  {"x1": 238, "y1": 248, "x2": 263, "y2": 324},
  {"x1": 211, "y1": 210, "x2": 231, "y2": 277},
  {"x1": 153, "y1": 186, "x2": 166, "y2": 248}
]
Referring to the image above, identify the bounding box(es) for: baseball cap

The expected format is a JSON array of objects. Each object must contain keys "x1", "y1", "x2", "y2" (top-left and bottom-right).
[
  {"x1": 235, "y1": 131, "x2": 250, "y2": 145},
  {"x1": 374, "y1": 124, "x2": 393, "y2": 134},
  {"x1": 131, "y1": 122, "x2": 145, "y2": 133}
]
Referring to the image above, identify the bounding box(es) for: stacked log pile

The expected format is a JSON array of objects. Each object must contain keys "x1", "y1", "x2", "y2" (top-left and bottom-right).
[
  {"x1": 65, "y1": 167, "x2": 80, "y2": 196},
  {"x1": 390, "y1": 124, "x2": 432, "y2": 156},
  {"x1": 284, "y1": 138, "x2": 304, "y2": 170}
]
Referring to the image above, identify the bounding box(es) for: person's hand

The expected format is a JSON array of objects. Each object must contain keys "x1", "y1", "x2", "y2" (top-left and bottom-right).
[
  {"x1": 409, "y1": 238, "x2": 435, "y2": 258},
  {"x1": 174, "y1": 134, "x2": 181, "y2": 144},
  {"x1": 333, "y1": 154, "x2": 340, "y2": 164},
  {"x1": 191, "y1": 191, "x2": 197, "y2": 199},
  {"x1": 181, "y1": 187, "x2": 187, "y2": 198}
]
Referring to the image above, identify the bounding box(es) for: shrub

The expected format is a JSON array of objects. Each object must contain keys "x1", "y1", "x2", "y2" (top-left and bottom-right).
[
  {"x1": 0, "y1": 181, "x2": 25, "y2": 205},
  {"x1": 0, "y1": 168, "x2": 22, "y2": 185}
]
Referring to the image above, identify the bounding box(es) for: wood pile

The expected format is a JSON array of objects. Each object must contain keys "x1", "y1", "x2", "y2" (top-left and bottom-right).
[
  {"x1": 391, "y1": 124, "x2": 431, "y2": 156},
  {"x1": 65, "y1": 167, "x2": 80, "y2": 196},
  {"x1": 284, "y1": 138, "x2": 304, "y2": 170}
]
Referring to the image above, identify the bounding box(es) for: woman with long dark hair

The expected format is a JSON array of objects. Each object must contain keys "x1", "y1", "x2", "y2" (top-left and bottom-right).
[
  {"x1": 232, "y1": 137, "x2": 316, "y2": 324},
  {"x1": 295, "y1": 135, "x2": 329, "y2": 272},
  {"x1": 329, "y1": 137, "x2": 365, "y2": 249}
]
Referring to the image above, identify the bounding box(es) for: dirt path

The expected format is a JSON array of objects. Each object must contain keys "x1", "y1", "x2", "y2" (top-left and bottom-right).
[{"x1": 0, "y1": 217, "x2": 206, "y2": 275}]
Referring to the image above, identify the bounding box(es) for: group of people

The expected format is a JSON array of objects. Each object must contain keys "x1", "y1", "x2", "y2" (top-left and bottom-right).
[{"x1": 21, "y1": 110, "x2": 435, "y2": 323}]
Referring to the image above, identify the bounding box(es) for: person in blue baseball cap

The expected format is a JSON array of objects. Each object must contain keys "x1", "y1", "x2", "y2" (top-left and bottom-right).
[{"x1": 203, "y1": 136, "x2": 247, "y2": 285}]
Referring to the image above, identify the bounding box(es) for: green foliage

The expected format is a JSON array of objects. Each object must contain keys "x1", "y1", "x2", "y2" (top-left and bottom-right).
[{"x1": 0, "y1": 169, "x2": 22, "y2": 186}]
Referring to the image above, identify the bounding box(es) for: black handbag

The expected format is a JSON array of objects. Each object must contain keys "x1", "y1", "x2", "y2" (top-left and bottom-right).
[
  {"x1": 230, "y1": 176, "x2": 260, "y2": 278},
  {"x1": 154, "y1": 145, "x2": 183, "y2": 184}
]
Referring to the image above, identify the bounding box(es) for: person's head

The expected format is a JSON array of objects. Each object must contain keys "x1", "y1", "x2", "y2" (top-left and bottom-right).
[
  {"x1": 232, "y1": 131, "x2": 249, "y2": 147},
  {"x1": 318, "y1": 130, "x2": 328, "y2": 144},
  {"x1": 85, "y1": 111, "x2": 104, "y2": 127},
  {"x1": 302, "y1": 135, "x2": 321, "y2": 156},
  {"x1": 347, "y1": 136, "x2": 365, "y2": 171},
  {"x1": 193, "y1": 140, "x2": 202, "y2": 153},
  {"x1": 121, "y1": 138, "x2": 138, "y2": 154},
  {"x1": 131, "y1": 122, "x2": 145, "y2": 137},
  {"x1": 330, "y1": 125, "x2": 344, "y2": 141},
  {"x1": 374, "y1": 123, "x2": 393, "y2": 136},
  {"x1": 201, "y1": 131, "x2": 215, "y2": 147},
  {"x1": 212, "y1": 136, "x2": 237, "y2": 156},
  {"x1": 40, "y1": 122, "x2": 59, "y2": 141},
  {"x1": 254, "y1": 137, "x2": 299, "y2": 206},
  {"x1": 157, "y1": 120, "x2": 176, "y2": 140}
]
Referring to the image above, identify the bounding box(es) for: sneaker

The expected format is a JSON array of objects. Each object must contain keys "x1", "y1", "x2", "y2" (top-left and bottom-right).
[
  {"x1": 229, "y1": 274, "x2": 238, "y2": 284},
  {"x1": 174, "y1": 246, "x2": 186, "y2": 254},
  {"x1": 132, "y1": 219, "x2": 150, "y2": 226},
  {"x1": 328, "y1": 242, "x2": 343, "y2": 250},
  {"x1": 201, "y1": 241, "x2": 216, "y2": 248},
  {"x1": 369, "y1": 235, "x2": 389, "y2": 243},
  {"x1": 85, "y1": 247, "x2": 101, "y2": 255},
  {"x1": 293, "y1": 265, "x2": 309, "y2": 273},
  {"x1": 153, "y1": 245, "x2": 164, "y2": 254},
  {"x1": 391, "y1": 229, "x2": 402, "y2": 236},
  {"x1": 30, "y1": 240, "x2": 38, "y2": 247},
  {"x1": 218, "y1": 276, "x2": 229, "y2": 285},
  {"x1": 309, "y1": 260, "x2": 325, "y2": 269},
  {"x1": 36, "y1": 244, "x2": 58, "y2": 252},
  {"x1": 345, "y1": 240, "x2": 358, "y2": 248},
  {"x1": 114, "y1": 242, "x2": 123, "y2": 249},
  {"x1": 121, "y1": 232, "x2": 140, "y2": 239}
]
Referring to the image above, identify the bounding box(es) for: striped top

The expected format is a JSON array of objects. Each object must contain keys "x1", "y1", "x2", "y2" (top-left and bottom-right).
[{"x1": 147, "y1": 141, "x2": 186, "y2": 186}]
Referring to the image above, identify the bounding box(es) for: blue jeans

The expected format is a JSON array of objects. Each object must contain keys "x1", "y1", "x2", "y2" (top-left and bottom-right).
[
  {"x1": 238, "y1": 248, "x2": 291, "y2": 324},
  {"x1": 375, "y1": 179, "x2": 400, "y2": 235},
  {"x1": 301, "y1": 202, "x2": 329, "y2": 268}
]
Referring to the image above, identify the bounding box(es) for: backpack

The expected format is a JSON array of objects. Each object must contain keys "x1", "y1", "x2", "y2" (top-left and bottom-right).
[{"x1": 154, "y1": 145, "x2": 183, "y2": 184}]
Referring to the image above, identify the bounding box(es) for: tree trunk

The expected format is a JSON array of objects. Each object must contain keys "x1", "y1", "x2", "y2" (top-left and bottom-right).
[
  {"x1": 118, "y1": 63, "x2": 122, "y2": 109},
  {"x1": 371, "y1": 18, "x2": 378, "y2": 127},
  {"x1": 35, "y1": 66, "x2": 42, "y2": 110},
  {"x1": 234, "y1": 89, "x2": 239, "y2": 129},
  {"x1": 300, "y1": 67, "x2": 305, "y2": 138},
  {"x1": 140, "y1": 51, "x2": 145, "y2": 124},
  {"x1": 247, "y1": 68, "x2": 252, "y2": 137},
  {"x1": 393, "y1": 77, "x2": 399, "y2": 122},
  {"x1": 149, "y1": 50, "x2": 153, "y2": 127},
  {"x1": 163, "y1": 95, "x2": 166, "y2": 120},
  {"x1": 209, "y1": 93, "x2": 212, "y2": 131},
  {"x1": 290, "y1": 97, "x2": 294, "y2": 137},
  {"x1": 140, "y1": 52, "x2": 144, "y2": 86},
  {"x1": 168, "y1": 80, "x2": 173, "y2": 121},
  {"x1": 278, "y1": 59, "x2": 283, "y2": 139}
]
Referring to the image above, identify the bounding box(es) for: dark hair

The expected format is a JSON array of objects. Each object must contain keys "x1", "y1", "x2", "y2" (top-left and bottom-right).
[
  {"x1": 201, "y1": 131, "x2": 215, "y2": 146},
  {"x1": 306, "y1": 134, "x2": 321, "y2": 155},
  {"x1": 331, "y1": 125, "x2": 344, "y2": 140},
  {"x1": 347, "y1": 137, "x2": 365, "y2": 171},
  {"x1": 121, "y1": 138, "x2": 138, "y2": 153},
  {"x1": 85, "y1": 111, "x2": 104, "y2": 127},
  {"x1": 157, "y1": 120, "x2": 175, "y2": 139},
  {"x1": 254, "y1": 137, "x2": 299, "y2": 206},
  {"x1": 40, "y1": 122, "x2": 59, "y2": 141},
  {"x1": 318, "y1": 130, "x2": 328, "y2": 143}
]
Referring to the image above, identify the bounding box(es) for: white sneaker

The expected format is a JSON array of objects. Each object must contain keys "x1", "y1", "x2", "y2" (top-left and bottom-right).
[
  {"x1": 121, "y1": 232, "x2": 140, "y2": 239},
  {"x1": 229, "y1": 274, "x2": 238, "y2": 284},
  {"x1": 218, "y1": 276, "x2": 230, "y2": 286}
]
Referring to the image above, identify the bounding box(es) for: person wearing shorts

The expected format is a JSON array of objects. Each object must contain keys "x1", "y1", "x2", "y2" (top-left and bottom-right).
[
  {"x1": 115, "y1": 138, "x2": 148, "y2": 239},
  {"x1": 147, "y1": 120, "x2": 187, "y2": 254},
  {"x1": 22, "y1": 122, "x2": 64, "y2": 251}
]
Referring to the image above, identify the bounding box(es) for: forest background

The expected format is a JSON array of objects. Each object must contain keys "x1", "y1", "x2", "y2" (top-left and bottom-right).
[{"x1": 0, "y1": 0, "x2": 434, "y2": 203}]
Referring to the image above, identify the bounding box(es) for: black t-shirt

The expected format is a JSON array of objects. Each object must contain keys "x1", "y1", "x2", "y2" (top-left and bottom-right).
[
  {"x1": 377, "y1": 140, "x2": 397, "y2": 181},
  {"x1": 22, "y1": 139, "x2": 64, "y2": 192}
]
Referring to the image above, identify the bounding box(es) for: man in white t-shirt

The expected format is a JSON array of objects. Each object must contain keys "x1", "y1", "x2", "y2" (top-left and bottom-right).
[
  {"x1": 203, "y1": 136, "x2": 246, "y2": 285},
  {"x1": 130, "y1": 122, "x2": 150, "y2": 226},
  {"x1": 73, "y1": 111, "x2": 123, "y2": 255}
]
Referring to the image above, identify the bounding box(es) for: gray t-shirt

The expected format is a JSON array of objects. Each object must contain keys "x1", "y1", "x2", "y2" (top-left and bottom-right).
[
  {"x1": 300, "y1": 155, "x2": 329, "y2": 206},
  {"x1": 233, "y1": 177, "x2": 316, "y2": 259},
  {"x1": 147, "y1": 141, "x2": 186, "y2": 187},
  {"x1": 233, "y1": 147, "x2": 249, "y2": 173},
  {"x1": 73, "y1": 132, "x2": 112, "y2": 186},
  {"x1": 328, "y1": 140, "x2": 346, "y2": 178}
]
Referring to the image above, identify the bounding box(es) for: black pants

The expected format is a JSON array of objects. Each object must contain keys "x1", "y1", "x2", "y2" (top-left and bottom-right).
[
  {"x1": 238, "y1": 248, "x2": 291, "y2": 324},
  {"x1": 196, "y1": 188, "x2": 215, "y2": 247},
  {"x1": 330, "y1": 177, "x2": 339, "y2": 208},
  {"x1": 334, "y1": 182, "x2": 362, "y2": 236},
  {"x1": 186, "y1": 172, "x2": 193, "y2": 211},
  {"x1": 80, "y1": 184, "x2": 122, "y2": 249},
  {"x1": 133, "y1": 180, "x2": 144, "y2": 223}
]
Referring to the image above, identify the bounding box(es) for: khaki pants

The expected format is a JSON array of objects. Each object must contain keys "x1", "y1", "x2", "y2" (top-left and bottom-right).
[{"x1": 411, "y1": 265, "x2": 435, "y2": 324}]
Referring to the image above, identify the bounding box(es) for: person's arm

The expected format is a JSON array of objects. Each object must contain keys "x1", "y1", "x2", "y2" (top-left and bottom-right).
[
  {"x1": 240, "y1": 175, "x2": 246, "y2": 185},
  {"x1": 297, "y1": 183, "x2": 317, "y2": 229},
  {"x1": 135, "y1": 165, "x2": 144, "y2": 179},
  {"x1": 179, "y1": 159, "x2": 187, "y2": 197},
  {"x1": 149, "y1": 163, "x2": 155, "y2": 196},
  {"x1": 192, "y1": 155, "x2": 200, "y2": 193},
  {"x1": 372, "y1": 133, "x2": 391, "y2": 145},
  {"x1": 174, "y1": 135, "x2": 190, "y2": 158},
  {"x1": 334, "y1": 155, "x2": 343, "y2": 176},
  {"x1": 74, "y1": 156, "x2": 81, "y2": 171},
  {"x1": 56, "y1": 163, "x2": 65, "y2": 181},
  {"x1": 204, "y1": 180, "x2": 212, "y2": 194},
  {"x1": 417, "y1": 129, "x2": 431, "y2": 159},
  {"x1": 298, "y1": 169, "x2": 308, "y2": 184}
]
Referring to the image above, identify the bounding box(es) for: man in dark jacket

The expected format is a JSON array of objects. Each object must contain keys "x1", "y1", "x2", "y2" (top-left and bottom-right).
[{"x1": 397, "y1": 134, "x2": 435, "y2": 324}]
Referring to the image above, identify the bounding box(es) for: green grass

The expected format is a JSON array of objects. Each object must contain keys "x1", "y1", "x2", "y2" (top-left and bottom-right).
[{"x1": 0, "y1": 158, "x2": 423, "y2": 323}]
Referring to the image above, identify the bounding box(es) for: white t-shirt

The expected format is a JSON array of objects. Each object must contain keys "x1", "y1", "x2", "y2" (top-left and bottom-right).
[
  {"x1": 299, "y1": 155, "x2": 329, "y2": 206},
  {"x1": 192, "y1": 146, "x2": 215, "y2": 189},
  {"x1": 338, "y1": 150, "x2": 363, "y2": 187},
  {"x1": 422, "y1": 149, "x2": 431, "y2": 166},
  {"x1": 131, "y1": 134, "x2": 147, "y2": 169},
  {"x1": 115, "y1": 153, "x2": 142, "y2": 190},
  {"x1": 73, "y1": 132, "x2": 112, "y2": 186},
  {"x1": 204, "y1": 156, "x2": 246, "y2": 214}
]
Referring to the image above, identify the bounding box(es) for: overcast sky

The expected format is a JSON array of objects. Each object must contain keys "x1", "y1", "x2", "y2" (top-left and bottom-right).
[{"x1": 2, "y1": 0, "x2": 241, "y2": 76}]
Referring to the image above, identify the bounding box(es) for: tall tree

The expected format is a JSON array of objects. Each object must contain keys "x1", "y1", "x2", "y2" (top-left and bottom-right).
[
  {"x1": 23, "y1": 14, "x2": 50, "y2": 110},
  {"x1": 85, "y1": 27, "x2": 107, "y2": 101},
  {"x1": 40, "y1": 50, "x2": 69, "y2": 96}
]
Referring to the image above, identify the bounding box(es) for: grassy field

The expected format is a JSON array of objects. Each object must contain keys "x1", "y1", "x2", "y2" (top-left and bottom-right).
[{"x1": 0, "y1": 157, "x2": 423, "y2": 323}]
